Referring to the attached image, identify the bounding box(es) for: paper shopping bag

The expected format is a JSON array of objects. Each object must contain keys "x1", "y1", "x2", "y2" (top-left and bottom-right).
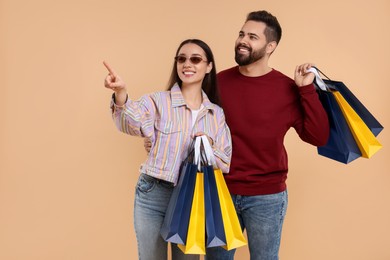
[
  {"x1": 316, "y1": 88, "x2": 362, "y2": 163},
  {"x1": 214, "y1": 169, "x2": 247, "y2": 250},
  {"x1": 323, "y1": 79, "x2": 383, "y2": 136},
  {"x1": 160, "y1": 160, "x2": 197, "y2": 244},
  {"x1": 203, "y1": 164, "x2": 226, "y2": 248},
  {"x1": 333, "y1": 91, "x2": 382, "y2": 158},
  {"x1": 178, "y1": 171, "x2": 206, "y2": 254},
  {"x1": 312, "y1": 67, "x2": 383, "y2": 136}
]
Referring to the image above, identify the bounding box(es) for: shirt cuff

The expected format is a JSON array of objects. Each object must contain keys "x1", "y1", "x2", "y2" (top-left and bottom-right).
[{"x1": 110, "y1": 93, "x2": 128, "y2": 109}]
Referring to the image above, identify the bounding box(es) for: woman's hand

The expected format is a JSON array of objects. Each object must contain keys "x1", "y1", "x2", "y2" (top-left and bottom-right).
[
  {"x1": 193, "y1": 132, "x2": 213, "y2": 146},
  {"x1": 103, "y1": 61, "x2": 127, "y2": 106}
]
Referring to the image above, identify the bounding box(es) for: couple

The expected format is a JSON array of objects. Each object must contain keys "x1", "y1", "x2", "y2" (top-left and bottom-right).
[{"x1": 104, "y1": 10, "x2": 329, "y2": 260}]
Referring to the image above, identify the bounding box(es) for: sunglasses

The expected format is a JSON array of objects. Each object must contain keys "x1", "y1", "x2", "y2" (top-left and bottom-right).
[{"x1": 174, "y1": 55, "x2": 208, "y2": 64}]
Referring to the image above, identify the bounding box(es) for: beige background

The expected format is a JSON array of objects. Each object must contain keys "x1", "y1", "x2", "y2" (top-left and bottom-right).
[{"x1": 1, "y1": 0, "x2": 389, "y2": 259}]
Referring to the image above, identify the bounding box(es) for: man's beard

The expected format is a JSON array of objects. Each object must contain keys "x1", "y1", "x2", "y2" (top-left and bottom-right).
[{"x1": 235, "y1": 44, "x2": 267, "y2": 66}]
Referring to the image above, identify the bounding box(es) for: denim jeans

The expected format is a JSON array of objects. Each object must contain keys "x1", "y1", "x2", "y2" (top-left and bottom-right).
[
  {"x1": 205, "y1": 190, "x2": 288, "y2": 260},
  {"x1": 134, "y1": 173, "x2": 199, "y2": 260}
]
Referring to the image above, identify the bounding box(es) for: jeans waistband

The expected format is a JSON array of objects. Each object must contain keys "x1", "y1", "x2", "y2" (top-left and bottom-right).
[{"x1": 142, "y1": 173, "x2": 174, "y2": 187}]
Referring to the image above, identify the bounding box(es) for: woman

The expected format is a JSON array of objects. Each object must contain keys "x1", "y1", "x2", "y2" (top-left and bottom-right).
[{"x1": 103, "y1": 39, "x2": 232, "y2": 260}]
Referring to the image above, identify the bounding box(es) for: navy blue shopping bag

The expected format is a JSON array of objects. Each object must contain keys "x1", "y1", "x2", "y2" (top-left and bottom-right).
[
  {"x1": 160, "y1": 156, "x2": 197, "y2": 244},
  {"x1": 316, "y1": 88, "x2": 362, "y2": 164},
  {"x1": 323, "y1": 79, "x2": 383, "y2": 136},
  {"x1": 315, "y1": 67, "x2": 384, "y2": 136},
  {"x1": 203, "y1": 164, "x2": 226, "y2": 248}
]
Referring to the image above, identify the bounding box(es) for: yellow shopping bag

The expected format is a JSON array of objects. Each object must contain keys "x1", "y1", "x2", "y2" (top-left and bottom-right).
[
  {"x1": 178, "y1": 172, "x2": 206, "y2": 255},
  {"x1": 214, "y1": 169, "x2": 247, "y2": 250},
  {"x1": 333, "y1": 91, "x2": 382, "y2": 158}
]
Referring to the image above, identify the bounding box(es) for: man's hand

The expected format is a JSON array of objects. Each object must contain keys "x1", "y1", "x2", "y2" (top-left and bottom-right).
[
  {"x1": 144, "y1": 138, "x2": 152, "y2": 154},
  {"x1": 294, "y1": 63, "x2": 315, "y2": 87}
]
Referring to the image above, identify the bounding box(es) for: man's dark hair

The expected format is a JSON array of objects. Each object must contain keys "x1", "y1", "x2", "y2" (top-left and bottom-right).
[{"x1": 246, "y1": 10, "x2": 282, "y2": 44}]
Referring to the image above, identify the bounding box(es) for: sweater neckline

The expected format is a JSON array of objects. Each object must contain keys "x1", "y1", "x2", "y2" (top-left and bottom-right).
[{"x1": 235, "y1": 66, "x2": 275, "y2": 79}]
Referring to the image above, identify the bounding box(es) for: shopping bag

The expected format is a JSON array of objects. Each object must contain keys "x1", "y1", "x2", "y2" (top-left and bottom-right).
[
  {"x1": 160, "y1": 147, "x2": 197, "y2": 244},
  {"x1": 203, "y1": 164, "x2": 226, "y2": 248},
  {"x1": 333, "y1": 91, "x2": 382, "y2": 158},
  {"x1": 316, "y1": 88, "x2": 362, "y2": 163},
  {"x1": 310, "y1": 67, "x2": 383, "y2": 162},
  {"x1": 314, "y1": 67, "x2": 384, "y2": 136},
  {"x1": 179, "y1": 136, "x2": 247, "y2": 254},
  {"x1": 213, "y1": 169, "x2": 247, "y2": 250},
  {"x1": 178, "y1": 137, "x2": 205, "y2": 254},
  {"x1": 201, "y1": 136, "x2": 247, "y2": 251},
  {"x1": 178, "y1": 171, "x2": 206, "y2": 254}
]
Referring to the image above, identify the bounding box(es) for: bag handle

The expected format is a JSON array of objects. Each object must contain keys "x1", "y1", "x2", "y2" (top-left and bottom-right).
[
  {"x1": 307, "y1": 67, "x2": 329, "y2": 91},
  {"x1": 313, "y1": 66, "x2": 332, "y2": 80},
  {"x1": 194, "y1": 136, "x2": 202, "y2": 171},
  {"x1": 200, "y1": 135, "x2": 217, "y2": 168}
]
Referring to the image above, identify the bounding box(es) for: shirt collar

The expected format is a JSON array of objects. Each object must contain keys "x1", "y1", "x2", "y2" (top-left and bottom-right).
[{"x1": 170, "y1": 83, "x2": 215, "y2": 112}]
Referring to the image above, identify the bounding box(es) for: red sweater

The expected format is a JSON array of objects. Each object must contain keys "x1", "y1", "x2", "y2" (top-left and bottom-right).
[{"x1": 217, "y1": 67, "x2": 329, "y2": 195}]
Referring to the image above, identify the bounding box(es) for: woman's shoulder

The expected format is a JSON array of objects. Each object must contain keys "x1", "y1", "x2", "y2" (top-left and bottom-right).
[
  {"x1": 207, "y1": 102, "x2": 225, "y2": 117},
  {"x1": 140, "y1": 89, "x2": 170, "y2": 100},
  {"x1": 150, "y1": 89, "x2": 170, "y2": 97}
]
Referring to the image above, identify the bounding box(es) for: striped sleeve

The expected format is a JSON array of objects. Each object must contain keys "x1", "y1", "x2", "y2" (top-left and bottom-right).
[
  {"x1": 111, "y1": 94, "x2": 156, "y2": 138},
  {"x1": 212, "y1": 107, "x2": 232, "y2": 173}
]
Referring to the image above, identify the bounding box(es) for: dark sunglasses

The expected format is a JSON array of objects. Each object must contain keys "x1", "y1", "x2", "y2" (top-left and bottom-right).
[{"x1": 174, "y1": 55, "x2": 208, "y2": 64}]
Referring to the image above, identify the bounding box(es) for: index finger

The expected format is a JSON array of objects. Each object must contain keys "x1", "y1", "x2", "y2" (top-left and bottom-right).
[{"x1": 103, "y1": 60, "x2": 117, "y2": 76}]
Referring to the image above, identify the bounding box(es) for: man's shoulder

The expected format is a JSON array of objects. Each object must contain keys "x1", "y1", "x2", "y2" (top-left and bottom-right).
[
  {"x1": 268, "y1": 69, "x2": 296, "y2": 86},
  {"x1": 217, "y1": 66, "x2": 238, "y2": 77},
  {"x1": 270, "y1": 68, "x2": 292, "y2": 79}
]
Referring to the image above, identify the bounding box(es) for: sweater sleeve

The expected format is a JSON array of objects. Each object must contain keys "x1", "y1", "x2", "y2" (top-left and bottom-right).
[{"x1": 292, "y1": 83, "x2": 330, "y2": 146}]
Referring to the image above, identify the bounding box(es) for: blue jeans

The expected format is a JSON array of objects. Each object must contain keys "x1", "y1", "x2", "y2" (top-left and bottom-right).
[
  {"x1": 134, "y1": 173, "x2": 199, "y2": 260},
  {"x1": 206, "y1": 190, "x2": 288, "y2": 260}
]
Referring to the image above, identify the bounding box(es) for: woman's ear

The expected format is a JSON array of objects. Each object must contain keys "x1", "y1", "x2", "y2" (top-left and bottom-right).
[{"x1": 206, "y1": 62, "x2": 213, "y2": 74}]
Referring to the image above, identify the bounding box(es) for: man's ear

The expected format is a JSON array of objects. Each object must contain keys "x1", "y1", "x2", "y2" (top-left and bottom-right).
[{"x1": 266, "y1": 41, "x2": 278, "y2": 54}]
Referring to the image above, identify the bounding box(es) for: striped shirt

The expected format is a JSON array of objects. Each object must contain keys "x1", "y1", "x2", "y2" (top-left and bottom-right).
[{"x1": 111, "y1": 84, "x2": 232, "y2": 184}]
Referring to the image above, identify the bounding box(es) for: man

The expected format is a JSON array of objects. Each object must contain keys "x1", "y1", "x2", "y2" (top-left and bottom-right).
[{"x1": 205, "y1": 10, "x2": 329, "y2": 259}]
